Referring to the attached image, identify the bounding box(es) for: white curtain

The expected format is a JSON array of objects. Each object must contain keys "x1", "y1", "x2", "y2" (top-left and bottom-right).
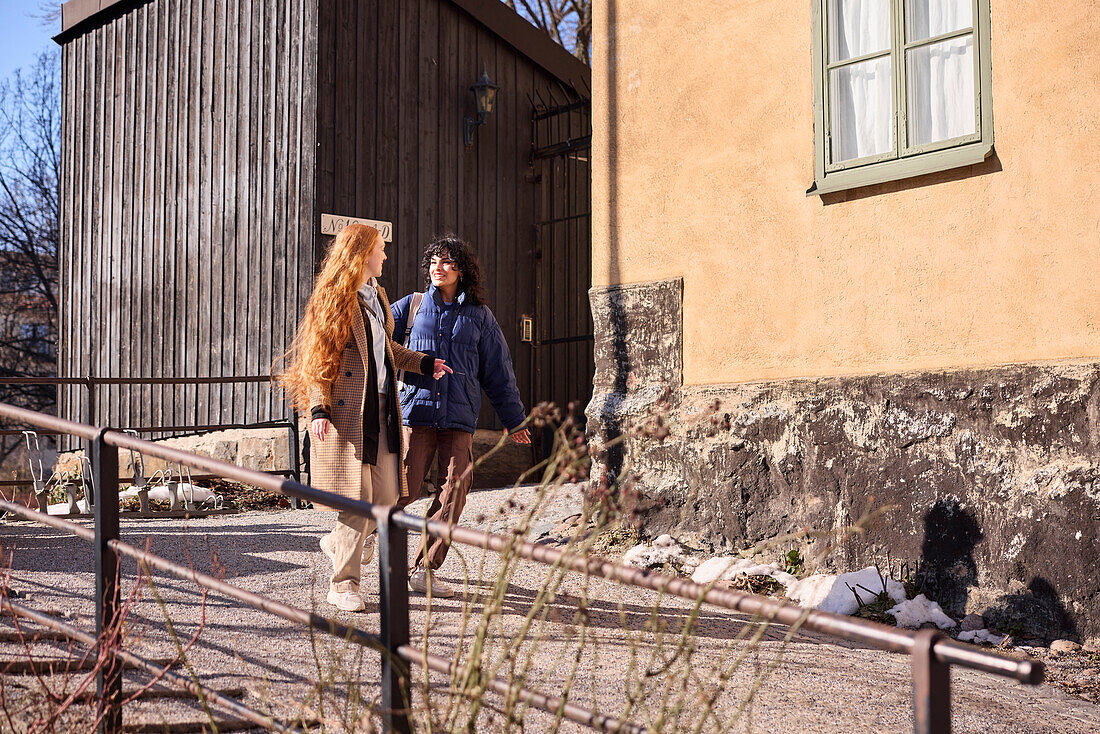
[
  {"x1": 905, "y1": 0, "x2": 972, "y2": 42},
  {"x1": 827, "y1": 0, "x2": 893, "y2": 163},
  {"x1": 827, "y1": 0, "x2": 976, "y2": 162},
  {"x1": 828, "y1": 0, "x2": 891, "y2": 61},
  {"x1": 905, "y1": 0, "x2": 976, "y2": 146}
]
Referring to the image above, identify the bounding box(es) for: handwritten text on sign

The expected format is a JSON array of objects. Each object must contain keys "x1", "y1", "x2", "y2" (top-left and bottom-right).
[{"x1": 320, "y1": 214, "x2": 393, "y2": 242}]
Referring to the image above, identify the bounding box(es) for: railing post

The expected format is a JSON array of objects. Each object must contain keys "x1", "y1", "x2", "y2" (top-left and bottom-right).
[
  {"x1": 377, "y1": 507, "x2": 411, "y2": 734},
  {"x1": 93, "y1": 428, "x2": 122, "y2": 734},
  {"x1": 912, "y1": 629, "x2": 950, "y2": 734},
  {"x1": 85, "y1": 377, "x2": 96, "y2": 484},
  {"x1": 288, "y1": 409, "x2": 302, "y2": 509}
]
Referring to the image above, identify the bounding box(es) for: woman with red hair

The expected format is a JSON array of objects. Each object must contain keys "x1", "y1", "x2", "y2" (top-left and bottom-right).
[{"x1": 281, "y1": 224, "x2": 449, "y2": 611}]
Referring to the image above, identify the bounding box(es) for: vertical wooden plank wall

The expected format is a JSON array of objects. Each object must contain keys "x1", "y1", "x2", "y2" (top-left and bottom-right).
[
  {"x1": 58, "y1": 0, "x2": 318, "y2": 440},
  {"x1": 59, "y1": 0, "x2": 586, "y2": 440},
  {"x1": 315, "y1": 0, "x2": 573, "y2": 429}
]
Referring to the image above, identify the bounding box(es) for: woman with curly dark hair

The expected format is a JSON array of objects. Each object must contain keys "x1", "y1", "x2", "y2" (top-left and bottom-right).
[
  {"x1": 391, "y1": 234, "x2": 530, "y2": 597},
  {"x1": 420, "y1": 234, "x2": 486, "y2": 305}
]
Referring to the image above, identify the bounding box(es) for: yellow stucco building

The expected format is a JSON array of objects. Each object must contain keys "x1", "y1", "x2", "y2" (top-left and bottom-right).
[{"x1": 587, "y1": 0, "x2": 1100, "y2": 639}]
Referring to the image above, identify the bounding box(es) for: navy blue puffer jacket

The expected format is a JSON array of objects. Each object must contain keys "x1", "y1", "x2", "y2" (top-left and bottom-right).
[{"x1": 391, "y1": 286, "x2": 526, "y2": 434}]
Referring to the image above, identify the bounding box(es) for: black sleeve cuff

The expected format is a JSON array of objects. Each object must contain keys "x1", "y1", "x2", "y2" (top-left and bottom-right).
[
  {"x1": 310, "y1": 406, "x2": 331, "y2": 421},
  {"x1": 419, "y1": 354, "x2": 434, "y2": 375}
]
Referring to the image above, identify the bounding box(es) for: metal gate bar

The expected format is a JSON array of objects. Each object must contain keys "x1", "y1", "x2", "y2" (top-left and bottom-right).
[
  {"x1": 0, "y1": 401, "x2": 1044, "y2": 734},
  {"x1": 1, "y1": 599, "x2": 300, "y2": 734},
  {"x1": 532, "y1": 95, "x2": 594, "y2": 425},
  {"x1": 0, "y1": 375, "x2": 303, "y2": 509}
]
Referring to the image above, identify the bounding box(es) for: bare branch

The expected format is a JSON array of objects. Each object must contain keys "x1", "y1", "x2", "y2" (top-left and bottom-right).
[
  {"x1": 0, "y1": 50, "x2": 59, "y2": 469},
  {"x1": 32, "y1": 1, "x2": 61, "y2": 29},
  {"x1": 506, "y1": 0, "x2": 591, "y2": 64}
]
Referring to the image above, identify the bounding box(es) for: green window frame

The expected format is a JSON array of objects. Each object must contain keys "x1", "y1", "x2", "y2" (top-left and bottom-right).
[{"x1": 808, "y1": 0, "x2": 993, "y2": 195}]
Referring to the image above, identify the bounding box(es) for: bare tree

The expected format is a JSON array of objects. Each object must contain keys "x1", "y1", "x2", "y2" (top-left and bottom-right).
[
  {"x1": 506, "y1": 0, "x2": 591, "y2": 65},
  {"x1": 0, "y1": 49, "x2": 60, "y2": 471},
  {"x1": 31, "y1": 1, "x2": 61, "y2": 27}
]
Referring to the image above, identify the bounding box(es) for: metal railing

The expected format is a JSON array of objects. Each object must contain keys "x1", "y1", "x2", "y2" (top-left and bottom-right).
[
  {"x1": 0, "y1": 375, "x2": 302, "y2": 510},
  {"x1": 0, "y1": 401, "x2": 1042, "y2": 734}
]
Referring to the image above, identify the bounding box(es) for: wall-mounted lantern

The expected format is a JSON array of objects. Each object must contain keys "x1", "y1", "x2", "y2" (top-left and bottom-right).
[{"x1": 463, "y1": 68, "x2": 499, "y2": 147}]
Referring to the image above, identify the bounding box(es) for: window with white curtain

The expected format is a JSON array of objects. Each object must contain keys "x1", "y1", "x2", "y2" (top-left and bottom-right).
[{"x1": 809, "y1": 0, "x2": 993, "y2": 195}]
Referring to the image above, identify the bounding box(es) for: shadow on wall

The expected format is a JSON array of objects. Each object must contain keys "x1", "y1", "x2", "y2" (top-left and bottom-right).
[
  {"x1": 919, "y1": 498, "x2": 981, "y2": 616},
  {"x1": 920, "y1": 498, "x2": 1079, "y2": 640},
  {"x1": 819, "y1": 151, "x2": 1003, "y2": 204},
  {"x1": 983, "y1": 577, "x2": 1080, "y2": 642},
  {"x1": 596, "y1": 0, "x2": 626, "y2": 487}
]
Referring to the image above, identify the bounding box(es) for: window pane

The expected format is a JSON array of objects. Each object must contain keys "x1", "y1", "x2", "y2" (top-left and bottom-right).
[
  {"x1": 830, "y1": 56, "x2": 894, "y2": 162},
  {"x1": 905, "y1": 0, "x2": 972, "y2": 42},
  {"x1": 906, "y1": 35, "x2": 976, "y2": 146},
  {"x1": 828, "y1": 0, "x2": 891, "y2": 62}
]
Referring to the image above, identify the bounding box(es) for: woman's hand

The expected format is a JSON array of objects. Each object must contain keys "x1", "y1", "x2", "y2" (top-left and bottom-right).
[
  {"x1": 433, "y1": 359, "x2": 453, "y2": 380},
  {"x1": 311, "y1": 418, "x2": 331, "y2": 442},
  {"x1": 504, "y1": 427, "x2": 532, "y2": 445}
]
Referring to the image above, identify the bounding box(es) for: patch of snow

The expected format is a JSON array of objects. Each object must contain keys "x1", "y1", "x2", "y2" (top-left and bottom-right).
[
  {"x1": 47, "y1": 498, "x2": 89, "y2": 515},
  {"x1": 46, "y1": 484, "x2": 220, "y2": 515},
  {"x1": 623, "y1": 535, "x2": 697, "y2": 572},
  {"x1": 786, "y1": 566, "x2": 905, "y2": 616},
  {"x1": 783, "y1": 574, "x2": 835, "y2": 609},
  {"x1": 118, "y1": 483, "x2": 218, "y2": 504},
  {"x1": 887, "y1": 594, "x2": 955, "y2": 629},
  {"x1": 690, "y1": 557, "x2": 795, "y2": 587},
  {"x1": 958, "y1": 628, "x2": 1008, "y2": 646}
]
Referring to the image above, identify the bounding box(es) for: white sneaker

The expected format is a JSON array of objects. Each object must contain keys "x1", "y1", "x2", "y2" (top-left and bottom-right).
[
  {"x1": 408, "y1": 569, "x2": 454, "y2": 598},
  {"x1": 327, "y1": 588, "x2": 366, "y2": 612}
]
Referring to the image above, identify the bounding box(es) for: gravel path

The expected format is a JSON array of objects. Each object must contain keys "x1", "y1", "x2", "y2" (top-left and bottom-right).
[{"x1": 2, "y1": 484, "x2": 1098, "y2": 733}]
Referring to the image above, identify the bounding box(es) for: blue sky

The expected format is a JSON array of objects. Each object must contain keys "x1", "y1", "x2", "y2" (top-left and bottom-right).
[{"x1": 0, "y1": 1, "x2": 57, "y2": 84}]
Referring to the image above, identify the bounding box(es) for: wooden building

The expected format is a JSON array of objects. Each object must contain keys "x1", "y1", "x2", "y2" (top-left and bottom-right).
[{"x1": 55, "y1": 0, "x2": 591, "y2": 439}]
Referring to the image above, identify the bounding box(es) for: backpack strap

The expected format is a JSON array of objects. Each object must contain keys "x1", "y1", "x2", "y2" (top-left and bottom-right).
[
  {"x1": 403, "y1": 291, "x2": 424, "y2": 348},
  {"x1": 397, "y1": 292, "x2": 425, "y2": 390}
]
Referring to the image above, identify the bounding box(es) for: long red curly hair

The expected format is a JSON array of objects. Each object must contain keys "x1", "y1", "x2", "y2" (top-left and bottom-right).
[{"x1": 279, "y1": 224, "x2": 381, "y2": 410}]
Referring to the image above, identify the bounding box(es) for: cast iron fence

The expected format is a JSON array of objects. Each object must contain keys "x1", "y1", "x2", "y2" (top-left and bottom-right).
[
  {"x1": 0, "y1": 376, "x2": 301, "y2": 510},
  {"x1": 0, "y1": 401, "x2": 1043, "y2": 734}
]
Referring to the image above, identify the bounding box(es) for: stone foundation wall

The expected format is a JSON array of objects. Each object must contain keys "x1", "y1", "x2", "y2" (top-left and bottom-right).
[
  {"x1": 587, "y1": 279, "x2": 1100, "y2": 639},
  {"x1": 57, "y1": 428, "x2": 294, "y2": 480}
]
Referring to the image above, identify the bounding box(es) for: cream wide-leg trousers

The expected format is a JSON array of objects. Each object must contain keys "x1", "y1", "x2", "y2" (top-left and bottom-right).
[{"x1": 325, "y1": 398, "x2": 399, "y2": 593}]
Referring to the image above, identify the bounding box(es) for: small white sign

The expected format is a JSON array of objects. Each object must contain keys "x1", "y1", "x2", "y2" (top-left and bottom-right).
[{"x1": 320, "y1": 214, "x2": 393, "y2": 241}]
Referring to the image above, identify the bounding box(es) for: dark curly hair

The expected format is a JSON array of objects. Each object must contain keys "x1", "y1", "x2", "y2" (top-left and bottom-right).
[{"x1": 421, "y1": 234, "x2": 486, "y2": 306}]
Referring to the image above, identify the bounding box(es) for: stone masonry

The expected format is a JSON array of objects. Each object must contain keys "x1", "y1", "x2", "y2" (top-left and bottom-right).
[{"x1": 587, "y1": 278, "x2": 1100, "y2": 639}]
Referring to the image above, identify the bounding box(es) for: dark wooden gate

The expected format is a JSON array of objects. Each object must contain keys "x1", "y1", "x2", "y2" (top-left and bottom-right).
[{"x1": 531, "y1": 95, "x2": 593, "y2": 424}]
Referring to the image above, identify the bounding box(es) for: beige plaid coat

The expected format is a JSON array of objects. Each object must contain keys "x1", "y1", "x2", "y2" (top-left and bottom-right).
[{"x1": 308, "y1": 282, "x2": 428, "y2": 507}]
